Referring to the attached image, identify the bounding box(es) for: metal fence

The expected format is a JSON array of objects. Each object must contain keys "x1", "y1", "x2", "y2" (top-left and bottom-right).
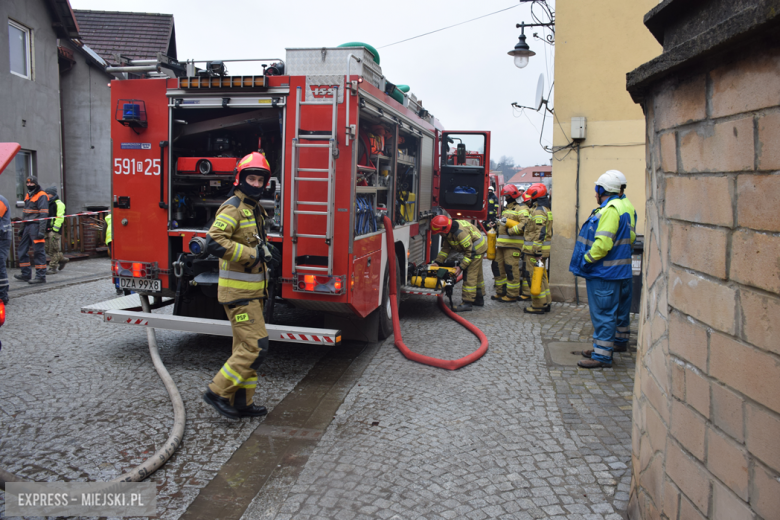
[{"x1": 8, "y1": 212, "x2": 109, "y2": 268}]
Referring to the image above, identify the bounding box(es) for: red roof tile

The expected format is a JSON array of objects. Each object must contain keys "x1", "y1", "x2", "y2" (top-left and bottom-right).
[
  {"x1": 73, "y1": 10, "x2": 176, "y2": 65},
  {"x1": 508, "y1": 166, "x2": 552, "y2": 184}
]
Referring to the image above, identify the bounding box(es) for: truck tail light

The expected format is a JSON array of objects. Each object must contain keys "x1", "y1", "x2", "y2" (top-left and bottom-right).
[
  {"x1": 293, "y1": 273, "x2": 345, "y2": 295},
  {"x1": 113, "y1": 260, "x2": 158, "y2": 279}
]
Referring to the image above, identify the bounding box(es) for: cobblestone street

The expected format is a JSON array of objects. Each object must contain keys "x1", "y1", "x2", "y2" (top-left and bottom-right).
[
  {"x1": 0, "y1": 259, "x2": 637, "y2": 519},
  {"x1": 245, "y1": 279, "x2": 637, "y2": 520}
]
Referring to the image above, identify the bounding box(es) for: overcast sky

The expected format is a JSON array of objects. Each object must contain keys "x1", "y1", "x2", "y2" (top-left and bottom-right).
[{"x1": 70, "y1": 0, "x2": 555, "y2": 167}]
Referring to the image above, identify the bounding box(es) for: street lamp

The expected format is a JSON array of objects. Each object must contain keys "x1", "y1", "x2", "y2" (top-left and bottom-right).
[
  {"x1": 509, "y1": 21, "x2": 555, "y2": 69},
  {"x1": 508, "y1": 22, "x2": 535, "y2": 69}
]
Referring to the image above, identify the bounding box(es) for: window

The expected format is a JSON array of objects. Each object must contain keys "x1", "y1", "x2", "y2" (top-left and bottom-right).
[
  {"x1": 8, "y1": 20, "x2": 31, "y2": 79},
  {"x1": 13, "y1": 150, "x2": 34, "y2": 202}
]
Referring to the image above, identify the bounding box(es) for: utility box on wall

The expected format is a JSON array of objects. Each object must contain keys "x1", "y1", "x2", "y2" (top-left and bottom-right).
[{"x1": 571, "y1": 117, "x2": 587, "y2": 140}]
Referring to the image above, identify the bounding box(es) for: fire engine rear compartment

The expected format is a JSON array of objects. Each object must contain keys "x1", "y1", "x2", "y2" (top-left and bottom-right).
[{"x1": 168, "y1": 104, "x2": 284, "y2": 234}]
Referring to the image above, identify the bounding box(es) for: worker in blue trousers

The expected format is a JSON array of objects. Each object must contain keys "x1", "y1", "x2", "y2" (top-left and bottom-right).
[{"x1": 569, "y1": 170, "x2": 637, "y2": 368}]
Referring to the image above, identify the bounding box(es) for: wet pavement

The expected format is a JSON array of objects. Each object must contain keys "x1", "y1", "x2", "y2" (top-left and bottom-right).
[{"x1": 0, "y1": 258, "x2": 637, "y2": 519}]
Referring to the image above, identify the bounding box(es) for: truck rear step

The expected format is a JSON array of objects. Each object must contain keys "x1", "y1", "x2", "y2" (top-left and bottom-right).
[{"x1": 82, "y1": 296, "x2": 341, "y2": 345}]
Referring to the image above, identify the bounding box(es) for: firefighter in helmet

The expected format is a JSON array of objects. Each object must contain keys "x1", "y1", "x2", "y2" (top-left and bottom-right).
[
  {"x1": 202, "y1": 152, "x2": 280, "y2": 420},
  {"x1": 431, "y1": 215, "x2": 487, "y2": 311},
  {"x1": 521, "y1": 183, "x2": 553, "y2": 314},
  {"x1": 492, "y1": 184, "x2": 530, "y2": 302}
]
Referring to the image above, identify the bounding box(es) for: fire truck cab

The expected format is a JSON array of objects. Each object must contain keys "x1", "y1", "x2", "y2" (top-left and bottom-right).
[{"x1": 105, "y1": 46, "x2": 491, "y2": 343}]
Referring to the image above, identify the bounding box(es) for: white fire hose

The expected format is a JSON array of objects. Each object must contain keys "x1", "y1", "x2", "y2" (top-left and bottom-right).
[{"x1": 0, "y1": 294, "x2": 186, "y2": 489}]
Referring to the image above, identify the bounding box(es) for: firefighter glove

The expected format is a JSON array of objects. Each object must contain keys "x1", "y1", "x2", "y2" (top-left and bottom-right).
[{"x1": 37, "y1": 230, "x2": 46, "y2": 240}]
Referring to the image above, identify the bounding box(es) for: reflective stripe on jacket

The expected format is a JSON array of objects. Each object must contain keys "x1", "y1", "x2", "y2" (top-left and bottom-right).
[
  {"x1": 497, "y1": 201, "x2": 528, "y2": 249},
  {"x1": 205, "y1": 189, "x2": 268, "y2": 304},
  {"x1": 569, "y1": 194, "x2": 636, "y2": 280}
]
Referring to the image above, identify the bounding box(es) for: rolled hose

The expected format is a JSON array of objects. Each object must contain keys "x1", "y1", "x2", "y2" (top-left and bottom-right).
[
  {"x1": 383, "y1": 216, "x2": 488, "y2": 370},
  {"x1": 0, "y1": 294, "x2": 185, "y2": 490}
]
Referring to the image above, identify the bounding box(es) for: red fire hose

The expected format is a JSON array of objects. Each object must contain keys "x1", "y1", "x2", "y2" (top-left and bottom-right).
[{"x1": 383, "y1": 216, "x2": 488, "y2": 370}]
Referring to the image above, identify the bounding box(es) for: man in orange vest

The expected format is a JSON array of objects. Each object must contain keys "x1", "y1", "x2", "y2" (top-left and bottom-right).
[{"x1": 14, "y1": 176, "x2": 49, "y2": 284}]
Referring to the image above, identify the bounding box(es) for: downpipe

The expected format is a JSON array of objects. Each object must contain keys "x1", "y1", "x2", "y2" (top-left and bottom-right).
[
  {"x1": 0, "y1": 294, "x2": 185, "y2": 490},
  {"x1": 383, "y1": 216, "x2": 489, "y2": 370}
]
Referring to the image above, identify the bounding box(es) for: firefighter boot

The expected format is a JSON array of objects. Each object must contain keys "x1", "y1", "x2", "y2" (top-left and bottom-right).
[
  {"x1": 13, "y1": 274, "x2": 30, "y2": 282},
  {"x1": 235, "y1": 402, "x2": 268, "y2": 418},
  {"x1": 454, "y1": 302, "x2": 473, "y2": 312},
  {"x1": 202, "y1": 388, "x2": 239, "y2": 420},
  {"x1": 28, "y1": 278, "x2": 46, "y2": 284},
  {"x1": 474, "y1": 294, "x2": 485, "y2": 307},
  {"x1": 498, "y1": 296, "x2": 517, "y2": 303},
  {"x1": 524, "y1": 306, "x2": 544, "y2": 314},
  {"x1": 58, "y1": 257, "x2": 69, "y2": 271}
]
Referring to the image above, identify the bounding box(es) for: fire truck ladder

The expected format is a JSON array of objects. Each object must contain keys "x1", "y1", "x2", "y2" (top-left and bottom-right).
[{"x1": 290, "y1": 85, "x2": 339, "y2": 276}]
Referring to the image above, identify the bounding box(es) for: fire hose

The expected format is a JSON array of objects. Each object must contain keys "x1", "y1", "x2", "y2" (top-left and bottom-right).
[
  {"x1": 383, "y1": 216, "x2": 488, "y2": 370},
  {"x1": 0, "y1": 294, "x2": 185, "y2": 490}
]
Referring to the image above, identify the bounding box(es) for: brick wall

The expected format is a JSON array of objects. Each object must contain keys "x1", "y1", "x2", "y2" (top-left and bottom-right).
[{"x1": 629, "y1": 46, "x2": 780, "y2": 519}]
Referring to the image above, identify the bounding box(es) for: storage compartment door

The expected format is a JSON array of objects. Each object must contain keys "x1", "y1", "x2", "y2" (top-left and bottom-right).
[{"x1": 439, "y1": 131, "x2": 491, "y2": 220}]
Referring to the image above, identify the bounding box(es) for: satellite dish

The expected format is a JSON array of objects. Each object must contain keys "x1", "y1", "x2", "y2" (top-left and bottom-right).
[{"x1": 534, "y1": 74, "x2": 545, "y2": 111}]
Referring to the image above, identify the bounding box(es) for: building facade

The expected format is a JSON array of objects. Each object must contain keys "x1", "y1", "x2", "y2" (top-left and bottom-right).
[
  {"x1": 1, "y1": 0, "x2": 78, "y2": 216},
  {"x1": 626, "y1": 1, "x2": 780, "y2": 518},
  {"x1": 58, "y1": 38, "x2": 112, "y2": 212},
  {"x1": 549, "y1": 0, "x2": 661, "y2": 302}
]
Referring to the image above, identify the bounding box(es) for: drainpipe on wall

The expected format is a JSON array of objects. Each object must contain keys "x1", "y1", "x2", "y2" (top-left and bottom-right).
[
  {"x1": 574, "y1": 142, "x2": 581, "y2": 306},
  {"x1": 57, "y1": 40, "x2": 66, "y2": 204}
]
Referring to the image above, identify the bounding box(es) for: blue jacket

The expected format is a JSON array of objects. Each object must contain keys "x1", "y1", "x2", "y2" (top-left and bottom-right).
[{"x1": 569, "y1": 194, "x2": 636, "y2": 280}]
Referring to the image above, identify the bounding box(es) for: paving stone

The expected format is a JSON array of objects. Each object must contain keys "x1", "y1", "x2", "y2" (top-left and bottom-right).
[
  {"x1": 244, "y1": 262, "x2": 637, "y2": 519},
  {"x1": 0, "y1": 264, "x2": 326, "y2": 520}
]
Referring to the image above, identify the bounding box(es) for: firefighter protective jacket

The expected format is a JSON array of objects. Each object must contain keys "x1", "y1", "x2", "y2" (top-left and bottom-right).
[
  {"x1": 523, "y1": 197, "x2": 553, "y2": 257},
  {"x1": 487, "y1": 192, "x2": 499, "y2": 222},
  {"x1": 205, "y1": 189, "x2": 268, "y2": 304},
  {"x1": 497, "y1": 200, "x2": 530, "y2": 249},
  {"x1": 23, "y1": 189, "x2": 49, "y2": 236},
  {"x1": 569, "y1": 194, "x2": 636, "y2": 280},
  {"x1": 435, "y1": 220, "x2": 488, "y2": 270}
]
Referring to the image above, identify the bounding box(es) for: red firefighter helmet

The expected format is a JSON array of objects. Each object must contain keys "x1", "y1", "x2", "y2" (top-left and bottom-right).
[
  {"x1": 234, "y1": 152, "x2": 271, "y2": 186},
  {"x1": 521, "y1": 183, "x2": 547, "y2": 202},
  {"x1": 501, "y1": 184, "x2": 521, "y2": 199},
  {"x1": 431, "y1": 215, "x2": 453, "y2": 235}
]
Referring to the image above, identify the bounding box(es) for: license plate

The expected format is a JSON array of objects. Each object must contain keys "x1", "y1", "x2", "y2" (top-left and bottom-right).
[{"x1": 119, "y1": 277, "x2": 162, "y2": 292}]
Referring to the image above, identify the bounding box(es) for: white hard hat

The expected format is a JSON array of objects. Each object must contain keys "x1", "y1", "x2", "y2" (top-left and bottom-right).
[
  {"x1": 595, "y1": 170, "x2": 624, "y2": 194},
  {"x1": 488, "y1": 186, "x2": 494, "y2": 191}
]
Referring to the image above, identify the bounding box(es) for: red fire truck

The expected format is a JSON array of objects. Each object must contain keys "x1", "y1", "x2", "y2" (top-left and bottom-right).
[{"x1": 94, "y1": 46, "x2": 491, "y2": 343}]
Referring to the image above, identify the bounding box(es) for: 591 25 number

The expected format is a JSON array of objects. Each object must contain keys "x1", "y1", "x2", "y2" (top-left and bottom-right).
[{"x1": 114, "y1": 158, "x2": 160, "y2": 175}]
